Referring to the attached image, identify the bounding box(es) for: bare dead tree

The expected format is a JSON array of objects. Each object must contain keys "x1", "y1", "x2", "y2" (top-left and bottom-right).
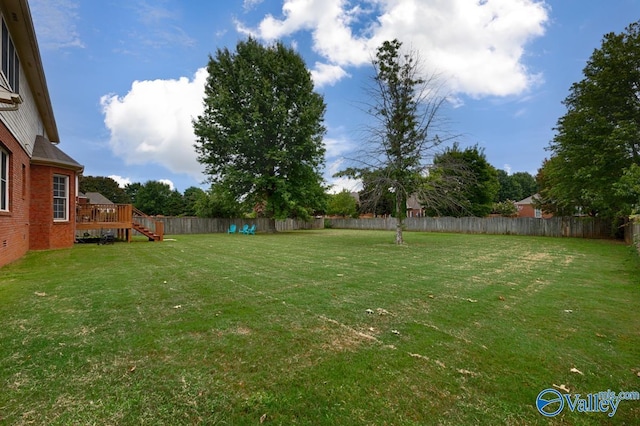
[{"x1": 336, "y1": 39, "x2": 468, "y2": 244}]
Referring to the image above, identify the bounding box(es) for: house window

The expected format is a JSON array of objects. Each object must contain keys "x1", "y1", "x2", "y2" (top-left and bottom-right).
[
  {"x1": 53, "y1": 175, "x2": 68, "y2": 221},
  {"x1": 0, "y1": 146, "x2": 7, "y2": 211},
  {"x1": 1, "y1": 19, "x2": 19, "y2": 93},
  {"x1": 534, "y1": 208, "x2": 542, "y2": 219}
]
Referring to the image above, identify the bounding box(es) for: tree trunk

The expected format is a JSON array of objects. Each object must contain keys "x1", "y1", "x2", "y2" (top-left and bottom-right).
[
  {"x1": 395, "y1": 190, "x2": 404, "y2": 245},
  {"x1": 395, "y1": 217, "x2": 404, "y2": 245}
]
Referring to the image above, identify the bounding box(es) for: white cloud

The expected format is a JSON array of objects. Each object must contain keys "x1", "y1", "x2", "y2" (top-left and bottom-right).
[
  {"x1": 238, "y1": 0, "x2": 549, "y2": 97},
  {"x1": 243, "y1": 0, "x2": 264, "y2": 11},
  {"x1": 311, "y1": 62, "x2": 350, "y2": 87},
  {"x1": 504, "y1": 164, "x2": 512, "y2": 174},
  {"x1": 159, "y1": 179, "x2": 175, "y2": 190},
  {"x1": 108, "y1": 175, "x2": 132, "y2": 188},
  {"x1": 328, "y1": 176, "x2": 361, "y2": 194},
  {"x1": 30, "y1": 0, "x2": 85, "y2": 50},
  {"x1": 100, "y1": 68, "x2": 208, "y2": 181},
  {"x1": 326, "y1": 158, "x2": 362, "y2": 194},
  {"x1": 324, "y1": 134, "x2": 357, "y2": 159},
  {"x1": 243, "y1": 0, "x2": 373, "y2": 66}
]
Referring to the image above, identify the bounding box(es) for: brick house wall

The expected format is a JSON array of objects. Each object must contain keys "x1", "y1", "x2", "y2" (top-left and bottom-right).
[
  {"x1": 0, "y1": 122, "x2": 30, "y2": 266},
  {"x1": 29, "y1": 164, "x2": 77, "y2": 250},
  {"x1": 0, "y1": 0, "x2": 84, "y2": 268},
  {"x1": 515, "y1": 194, "x2": 553, "y2": 219},
  {"x1": 517, "y1": 203, "x2": 537, "y2": 218}
]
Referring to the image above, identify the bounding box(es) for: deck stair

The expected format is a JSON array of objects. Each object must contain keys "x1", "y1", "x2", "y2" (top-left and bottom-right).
[{"x1": 132, "y1": 207, "x2": 162, "y2": 241}]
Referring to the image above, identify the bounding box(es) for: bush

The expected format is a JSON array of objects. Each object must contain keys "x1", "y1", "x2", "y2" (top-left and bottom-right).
[{"x1": 493, "y1": 200, "x2": 518, "y2": 217}]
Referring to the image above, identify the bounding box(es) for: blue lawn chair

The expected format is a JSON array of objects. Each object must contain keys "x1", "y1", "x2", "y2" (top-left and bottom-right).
[
  {"x1": 227, "y1": 224, "x2": 237, "y2": 234},
  {"x1": 246, "y1": 224, "x2": 256, "y2": 235},
  {"x1": 238, "y1": 224, "x2": 249, "y2": 234}
]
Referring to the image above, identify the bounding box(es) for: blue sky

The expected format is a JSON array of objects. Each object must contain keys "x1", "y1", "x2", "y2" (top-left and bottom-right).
[{"x1": 29, "y1": 0, "x2": 640, "y2": 194}]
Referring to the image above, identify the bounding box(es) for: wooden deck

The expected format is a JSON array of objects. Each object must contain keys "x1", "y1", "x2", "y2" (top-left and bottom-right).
[{"x1": 76, "y1": 204, "x2": 163, "y2": 242}]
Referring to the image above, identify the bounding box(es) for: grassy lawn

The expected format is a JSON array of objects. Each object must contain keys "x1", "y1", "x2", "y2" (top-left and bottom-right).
[{"x1": 0, "y1": 230, "x2": 639, "y2": 425}]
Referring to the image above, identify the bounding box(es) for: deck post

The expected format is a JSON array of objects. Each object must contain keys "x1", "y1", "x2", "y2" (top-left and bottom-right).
[{"x1": 155, "y1": 221, "x2": 164, "y2": 242}]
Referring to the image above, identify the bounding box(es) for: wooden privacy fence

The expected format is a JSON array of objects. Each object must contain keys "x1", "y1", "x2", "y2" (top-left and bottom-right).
[
  {"x1": 626, "y1": 220, "x2": 640, "y2": 252},
  {"x1": 327, "y1": 216, "x2": 613, "y2": 239},
  {"x1": 131, "y1": 215, "x2": 615, "y2": 240},
  {"x1": 132, "y1": 217, "x2": 324, "y2": 235}
]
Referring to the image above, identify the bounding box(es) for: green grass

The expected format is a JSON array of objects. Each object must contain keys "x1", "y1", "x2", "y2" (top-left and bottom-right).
[{"x1": 0, "y1": 230, "x2": 639, "y2": 425}]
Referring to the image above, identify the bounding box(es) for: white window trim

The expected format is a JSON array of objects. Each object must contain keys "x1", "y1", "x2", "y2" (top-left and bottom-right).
[
  {"x1": 0, "y1": 146, "x2": 8, "y2": 212},
  {"x1": 1, "y1": 18, "x2": 19, "y2": 94},
  {"x1": 53, "y1": 174, "x2": 69, "y2": 221}
]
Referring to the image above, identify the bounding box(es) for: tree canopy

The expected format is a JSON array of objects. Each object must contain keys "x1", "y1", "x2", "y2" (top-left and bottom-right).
[
  {"x1": 193, "y1": 38, "x2": 327, "y2": 220},
  {"x1": 183, "y1": 186, "x2": 206, "y2": 216},
  {"x1": 79, "y1": 176, "x2": 130, "y2": 204},
  {"x1": 194, "y1": 183, "x2": 245, "y2": 218},
  {"x1": 424, "y1": 143, "x2": 499, "y2": 217},
  {"x1": 495, "y1": 170, "x2": 537, "y2": 202},
  {"x1": 356, "y1": 168, "x2": 395, "y2": 217},
  {"x1": 134, "y1": 181, "x2": 178, "y2": 216},
  {"x1": 327, "y1": 190, "x2": 358, "y2": 218},
  {"x1": 538, "y1": 20, "x2": 640, "y2": 217}
]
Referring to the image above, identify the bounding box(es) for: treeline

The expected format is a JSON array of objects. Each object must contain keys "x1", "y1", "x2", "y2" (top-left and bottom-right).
[
  {"x1": 327, "y1": 145, "x2": 537, "y2": 218},
  {"x1": 79, "y1": 177, "x2": 204, "y2": 217},
  {"x1": 79, "y1": 177, "x2": 290, "y2": 218},
  {"x1": 80, "y1": 162, "x2": 536, "y2": 219}
]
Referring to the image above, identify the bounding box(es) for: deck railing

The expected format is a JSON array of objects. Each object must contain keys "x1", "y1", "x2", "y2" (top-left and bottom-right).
[{"x1": 76, "y1": 204, "x2": 133, "y2": 224}]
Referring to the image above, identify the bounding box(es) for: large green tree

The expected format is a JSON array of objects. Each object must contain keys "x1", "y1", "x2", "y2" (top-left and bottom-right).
[
  {"x1": 193, "y1": 38, "x2": 327, "y2": 220},
  {"x1": 338, "y1": 39, "x2": 450, "y2": 244},
  {"x1": 495, "y1": 170, "x2": 537, "y2": 202},
  {"x1": 496, "y1": 169, "x2": 522, "y2": 202},
  {"x1": 194, "y1": 183, "x2": 245, "y2": 218},
  {"x1": 166, "y1": 190, "x2": 186, "y2": 216},
  {"x1": 539, "y1": 20, "x2": 640, "y2": 217},
  {"x1": 327, "y1": 190, "x2": 358, "y2": 218},
  {"x1": 424, "y1": 143, "x2": 499, "y2": 217},
  {"x1": 511, "y1": 172, "x2": 537, "y2": 199},
  {"x1": 79, "y1": 176, "x2": 130, "y2": 204},
  {"x1": 124, "y1": 182, "x2": 142, "y2": 205},
  {"x1": 183, "y1": 186, "x2": 206, "y2": 216},
  {"x1": 335, "y1": 167, "x2": 395, "y2": 217},
  {"x1": 134, "y1": 181, "x2": 174, "y2": 216}
]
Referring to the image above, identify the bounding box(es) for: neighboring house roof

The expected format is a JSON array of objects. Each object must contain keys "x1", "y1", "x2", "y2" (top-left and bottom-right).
[
  {"x1": 406, "y1": 194, "x2": 422, "y2": 210},
  {"x1": 83, "y1": 192, "x2": 114, "y2": 204},
  {"x1": 31, "y1": 135, "x2": 83, "y2": 171},
  {"x1": 515, "y1": 194, "x2": 540, "y2": 205},
  {"x1": 0, "y1": 0, "x2": 58, "y2": 142}
]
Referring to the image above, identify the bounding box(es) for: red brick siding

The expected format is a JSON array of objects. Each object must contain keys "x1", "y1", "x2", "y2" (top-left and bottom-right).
[
  {"x1": 517, "y1": 203, "x2": 553, "y2": 219},
  {"x1": 29, "y1": 164, "x2": 77, "y2": 250},
  {"x1": 0, "y1": 124, "x2": 30, "y2": 268},
  {"x1": 517, "y1": 204, "x2": 536, "y2": 218}
]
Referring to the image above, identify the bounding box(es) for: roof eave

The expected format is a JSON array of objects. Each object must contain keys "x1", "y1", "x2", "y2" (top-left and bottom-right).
[
  {"x1": 0, "y1": 0, "x2": 59, "y2": 142},
  {"x1": 30, "y1": 156, "x2": 84, "y2": 172}
]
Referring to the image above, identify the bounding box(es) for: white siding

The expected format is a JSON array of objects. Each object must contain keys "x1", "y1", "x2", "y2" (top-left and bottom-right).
[
  {"x1": 0, "y1": 11, "x2": 47, "y2": 156},
  {"x1": 0, "y1": 58, "x2": 45, "y2": 156}
]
